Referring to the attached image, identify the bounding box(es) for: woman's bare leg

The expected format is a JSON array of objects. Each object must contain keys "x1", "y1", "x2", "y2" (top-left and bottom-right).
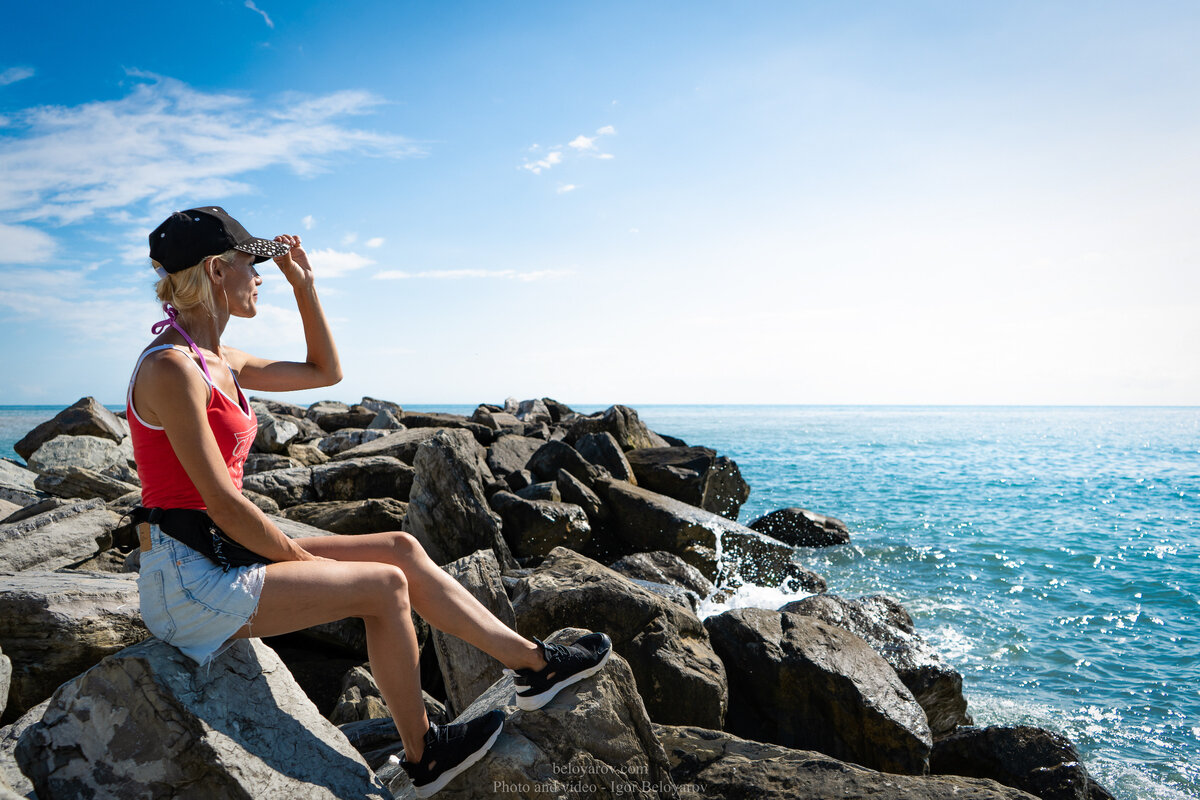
[
  {"x1": 230, "y1": 559, "x2": 431, "y2": 761},
  {"x1": 299, "y1": 532, "x2": 547, "y2": 673}
]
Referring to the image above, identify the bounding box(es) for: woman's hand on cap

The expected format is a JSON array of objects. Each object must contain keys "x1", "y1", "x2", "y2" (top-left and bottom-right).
[{"x1": 272, "y1": 234, "x2": 314, "y2": 288}]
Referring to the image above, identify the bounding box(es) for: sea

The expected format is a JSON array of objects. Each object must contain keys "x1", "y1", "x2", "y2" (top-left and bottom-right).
[{"x1": 2, "y1": 403, "x2": 1197, "y2": 799}]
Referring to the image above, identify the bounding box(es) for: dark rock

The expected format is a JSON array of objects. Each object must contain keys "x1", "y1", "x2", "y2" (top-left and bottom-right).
[
  {"x1": 3, "y1": 497, "x2": 67, "y2": 525},
  {"x1": 244, "y1": 452, "x2": 304, "y2": 474},
  {"x1": 541, "y1": 397, "x2": 576, "y2": 423},
  {"x1": 780, "y1": 594, "x2": 971, "y2": 737},
  {"x1": 241, "y1": 466, "x2": 315, "y2": 508},
  {"x1": 1, "y1": 699, "x2": 47, "y2": 798},
  {"x1": 576, "y1": 431, "x2": 638, "y2": 483},
  {"x1": 316, "y1": 428, "x2": 390, "y2": 456},
  {"x1": 328, "y1": 665, "x2": 389, "y2": 725},
  {"x1": 471, "y1": 407, "x2": 524, "y2": 435},
  {"x1": 527, "y1": 440, "x2": 608, "y2": 486},
  {"x1": 14, "y1": 397, "x2": 128, "y2": 462},
  {"x1": 706, "y1": 457, "x2": 751, "y2": 520},
  {"x1": 0, "y1": 499, "x2": 118, "y2": 573},
  {"x1": 510, "y1": 548, "x2": 726, "y2": 729},
  {"x1": 314, "y1": 406, "x2": 377, "y2": 432},
  {"x1": 242, "y1": 489, "x2": 282, "y2": 514},
  {"x1": 489, "y1": 492, "x2": 591, "y2": 561},
  {"x1": 624, "y1": 446, "x2": 750, "y2": 521},
  {"x1": 401, "y1": 412, "x2": 495, "y2": 445},
  {"x1": 311, "y1": 456, "x2": 414, "y2": 502},
  {"x1": 515, "y1": 481, "x2": 560, "y2": 502},
  {"x1": 485, "y1": 434, "x2": 544, "y2": 478},
  {"x1": 337, "y1": 696, "x2": 449, "y2": 771},
  {"x1": 566, "y1": 405, "x2": 671, "y2": 451},
  {"x1": 750, "y1": 507, "x2": 851, "y2": 547},
  {"x1": 609, "y1": 551, "x2": 715, "y2": 600},
  {"x1": 704, "y1": 607, "x2": 932, "y2": 775},
  {"x1": 306, "y1": 399, "x2": 350, "y2": 421},
  {"x1": 282, "y1": 499, "x2": 408, "y2": 534},
  {"x1": 332, "y1": 427, "x2": 458, "y2": 464},
  {"x1": 504, "y1": 469, "x2": 535, "y2": 492},
  {"x1": 555, "y1": 468, "x2": 607, "y2": 524}
]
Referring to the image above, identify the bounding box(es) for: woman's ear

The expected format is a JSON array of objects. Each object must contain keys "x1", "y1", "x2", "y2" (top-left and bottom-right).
[{"x1": 206, "y1": 255, "x2": 224, "y2": 284}]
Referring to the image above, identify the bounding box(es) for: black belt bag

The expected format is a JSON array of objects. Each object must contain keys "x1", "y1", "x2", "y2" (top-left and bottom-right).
[{"x1": 131, "y1": 506, "x2": 272, "y2": 571}]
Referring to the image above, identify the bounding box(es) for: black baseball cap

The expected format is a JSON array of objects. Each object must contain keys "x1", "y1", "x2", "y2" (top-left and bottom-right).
[{"x1": 149, "y1": 206, "x2": 290, "y2": 275}]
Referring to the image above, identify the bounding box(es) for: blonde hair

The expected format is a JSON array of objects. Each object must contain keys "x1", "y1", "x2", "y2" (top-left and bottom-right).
[{"x1": 152, "y1": 249, "x2": 238, "y2": 317}]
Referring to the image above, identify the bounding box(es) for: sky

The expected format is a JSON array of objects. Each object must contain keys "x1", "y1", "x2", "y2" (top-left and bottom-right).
[{"x1": 1, "y1": 1, "x2": 1198, "y2": 407}]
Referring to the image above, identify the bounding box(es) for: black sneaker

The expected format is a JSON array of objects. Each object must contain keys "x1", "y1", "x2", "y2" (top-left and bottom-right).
[
  {"x1": 397, "y1": 709, "x2": 504, "y2": 798},
  {"x1": 504, "y1": 632, "x2": 613, "y2": 711}
]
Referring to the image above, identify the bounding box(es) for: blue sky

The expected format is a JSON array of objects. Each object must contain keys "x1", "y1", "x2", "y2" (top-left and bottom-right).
[{"x1": 1, "y1": 1, "x2": 1198, "y2": 406}]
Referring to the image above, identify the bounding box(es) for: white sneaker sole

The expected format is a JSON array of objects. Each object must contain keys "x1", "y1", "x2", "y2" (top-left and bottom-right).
[
  {"x1": 515, "y1": 645, "x2": 612, "y2": 711},
  {"x1": 412, "y1": 718, "x2": 504, "y2": 798}
]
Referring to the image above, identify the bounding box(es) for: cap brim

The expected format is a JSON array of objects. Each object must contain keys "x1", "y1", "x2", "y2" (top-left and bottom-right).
[{"x1": 235, "y1": 238, "x2": 291, "y2": 263}]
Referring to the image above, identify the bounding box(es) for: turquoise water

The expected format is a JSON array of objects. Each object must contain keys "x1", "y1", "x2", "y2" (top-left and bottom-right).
[{"x1": 4, "y1": 404, "x2": 1197, "y2": 797}]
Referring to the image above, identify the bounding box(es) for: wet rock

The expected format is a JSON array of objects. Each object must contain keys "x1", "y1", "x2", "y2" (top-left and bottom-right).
[
  {"x1": 486, "y1": 434, "x2": 547, "y2": 478},
  {"x1": 750, "y1": 507, "x2": 851, "y2": 547},
  {"x1": 311, "y1": 456, "x2": 414, "y2": 502},
  {"x1": 0, "y1": 571, "x2": 145, "y2": 724},
  {"x1": 14, "y1": 397, "x2": 128, "y2": 462},
  {"x1": 0, "y1": 499, "x2": 118, "y2": 573},
  {"x1": 510, "y1": 548, "x2": 726, "y2": 729},
  {"x1": 0, "y1": 461, "x2": 39, "y2": 507},
  {"x1": 566, "y1": 405, "x2": 671, "y2": 451},
  {"x1": 316, "y1": 428, "x2": 390, "y2": 456},
  {"x1": 555, "y1": 469, "x2": 606, "y2": 525},
  {"x1": 16, "y1": 638, "x2": 388, "y2": 799},
  {"x1": 489, "y1": 492, "x2": 592, "y2": 561},
  {"x1": 623, "y1": 447, "x2": 750, "y2": 521},
  {"x1": 609, "y1": 551, "x2": 715, "y2": 600},
  {"x1": 575, "y1": 432, "x2": 637, "y2": 484},
  {"x1": 328, "y1": 666, "x2": 390, "y2": 725},
  {"x1": 244, "y1": 453, "x2": 304, "y2": 474},
  {"x1": 656, "y1": 724, "x2": 1039, "y2": 800},
  {"x1": 704, "y1": 607, "x2": 932, "y2": 775},
  {"x1": 515, "y1": 482, "x2": 560, "y2": 502},
  {"x1": 241, "y1": 466, "x2": 315, "y2": 508},
  {"x1": 333, "y1": 427, "x2": 458, "y2": 464},
  {"x1": 282, "y1": 499, "x2": 408, "y2": 535},
  {"x1": 780, "y1": 594, "x2": 971, "y2": 737},
  {"x1": 405, "y1": 430, "x2": 516, "y2": 569}
]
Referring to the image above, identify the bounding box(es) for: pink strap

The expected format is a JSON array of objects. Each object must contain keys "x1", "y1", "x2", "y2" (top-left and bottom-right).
[{"x1": 151, "y1": 303, "x2": 214, "y2": 384}]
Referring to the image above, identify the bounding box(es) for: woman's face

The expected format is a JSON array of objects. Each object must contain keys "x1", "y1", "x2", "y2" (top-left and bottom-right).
[{"x1": 219, "y1": 252, "x2": 263, "y2": 318}]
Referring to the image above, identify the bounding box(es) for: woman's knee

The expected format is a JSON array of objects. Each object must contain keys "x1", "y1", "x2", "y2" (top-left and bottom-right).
[
  {"x1": 359, "y1": 563, "x2": 411, "y2": 616},
  {"x1": 389, "y1": 530, "x2": 430, "y2": 568}
]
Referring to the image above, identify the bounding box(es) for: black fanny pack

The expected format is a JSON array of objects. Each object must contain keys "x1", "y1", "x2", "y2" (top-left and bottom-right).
[{"x1": 130, "y1": 506, "x2": 272, "y2": 571}]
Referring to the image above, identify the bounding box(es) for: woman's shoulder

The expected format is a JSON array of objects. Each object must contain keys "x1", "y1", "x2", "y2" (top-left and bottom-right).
[{"x1": 136, "y1": 346, "x2": 210, "y2": 393}]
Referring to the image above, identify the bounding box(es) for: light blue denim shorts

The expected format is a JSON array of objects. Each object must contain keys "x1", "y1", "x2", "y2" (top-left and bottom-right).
[{"x1": 137, "y1": 523, "x2": 266, "y2": 665}]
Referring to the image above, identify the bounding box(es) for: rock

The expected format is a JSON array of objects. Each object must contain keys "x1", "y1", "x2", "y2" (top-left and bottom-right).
[
  {"x1": 317, "y1": 428, "x2": 390, "y2": 456},
  {"x1": 380, "y1": 627, "x2": 677, "y2": 800},
  {"x1": 509, "y1": 548, "x2": 726, "y2": 729},
  {"x1": 360, "y1": 397, "x2": 404, "y2": 417},
  {"x1": 485, "y1": 434, "x2": 545, "y2": 478},
  {"x1": 27, "y1": 434, "x2": 132, "y2": 476},
  {"x1": 314, "y1": 406, "x2": 377, "y2": 433},
  {"x1": 471, "y1": 407, "x2": 524, "y2": 435},
  {"x1": 609, "y1": 551, "x2": 715, "y2": 600},
  {"x1": 249, "y1": 396, "x2": 308, "y2": 418},
  {"x1": 241, "y1": 466, "x2": 315, "y2": 508},
  {"x1": 0, "y1": 501, "x2": 18, "y2": 525},
  {"x1": 555, "y1": 469, "x2": 606, "y2": 524},
  {"x1": 515, "y1": 481, "x2": 560, "y2": 502},
  {"x1": 405, "y1": 430, "x2": 516, "y2": 569},
  {"x1": 68, "y1": 548, "x2": 133, "y2": 574},
  {"x1": 312, "y1": 456, "x2": 414, "y2": 502},
  {"x1": 504, "y1": 469, "x2": 535, "y2": 492},
  {"x1": 244, "y1": 453, "x2": 304, "y2": 474},
  {"x1": 750, "y1": 507, "x2": 851, "y2": 547},
  {"x1": 338, "y1": 696, "x2": 450, "y2": 771},
  {"x1": 0, "y1": 499, "x2": 118, "y2": 572},
  {"x1": 286, "y1": 441, "x2": 329, "y2": 465},
  {"x1": 704, "y1": 457, "x2": 750, "y2": 520},
  {"x1": 16, "y1": 638, "x2": 388, "y2": 799},
  {"x1": 14, "y1": 397, "x2": 127, "y2": 462},
  {"x1": 367, "y1": 408, "x2": 405, "y2": 430},
  {"x1": 566, "y1": 405, "x2": 671, "y2": 451},
  {"x1": 282, "y1": 499, "x2": 409, "y2": 534},
  {"x1": 575, "y1": 431, "x2": 637, "y2": 484},
  {"x1": 333, "y1": 427, "x2": 458, "y2": 464},
  {"x1": 2, "y1": 497, "x2": 67, "y2": 525},
  {"x1": 489, "y1": 492, "x2": 592, "y2": 561},
  {"x1": 268, "y1": 514, "x2": 343, "y2": 542},
  {"x1": 401, "y1": 412, "x2": 495, "y2": 445},
  {"x1": 242, "y1": 489, "x2": 281, "y2": 514},
  {"x1": 656, "y1": 724, "x2": 1039, "y2": 800},
  {"x1": 593, "y1": 478, "x2": 825, "y2": 592},
  {"x1": 328, "y1": 666, "x2": 390, "y2": 725},
  {"x1": 0, "y1": 647, "x2": 8, "y2": 720},
  {"x1": 251, "y1": 404, "x2": 300, "y2": 454},
  {"x1": 0, "y1": 461, "x2": 39, "y2": 507},
  {"x1": 34, "y1": 466, "x2": 139, "y2": 501},
  {"x1": 306, "y1": 399, "x2": 350, "y2": 419},
  {"x1": 0, "y1": 571, "x2": 145, "y2": 724},
  {"x1": 432, "y1": 550, "x2": 516, "y2": 717},
  {"x1": 932, "y1": 725, "x2": 1112, "y2": 800},
  {"x1": 514, "y1": 398, "x2": 552, "y2": 424},
  {"x1": 1, "y1": 699, "x2": 47, "y2": 798},
  {"x1": 624, "y1": 447, "x2": 750, "y2": 521},
  {"x1": 704, "y1": 607, "x2": 932, "y2": 775},
  {"x1": 779, "y1": 594, "x2": 971, "y2": 737},
  {"x1": 541, "y1": 397, "x2": 576, "y2": 423},
  {"x1": 527, "y1": 440, "x2": 608, "y2": 486}
]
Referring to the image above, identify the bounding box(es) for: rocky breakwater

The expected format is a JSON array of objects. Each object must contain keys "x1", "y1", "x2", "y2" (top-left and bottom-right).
[{"x1": 0, "y1": 395, "x2": 1112, "y2": 799}]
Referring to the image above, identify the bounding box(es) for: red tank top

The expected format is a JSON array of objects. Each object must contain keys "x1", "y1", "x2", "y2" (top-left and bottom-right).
[{"x1": 127, "y1": 345, "x2": 258, "y2": 510}]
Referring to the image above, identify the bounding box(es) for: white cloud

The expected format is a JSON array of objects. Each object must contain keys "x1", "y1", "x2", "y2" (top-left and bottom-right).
[
  {"x1": 597, "y1": 153, "x2": 614, "y2": 160},
  {"x1": 568, "y1": 135, "x2": 595, "y2": 151},
  {"x1": 596, "y1": 125, "x2": 616, "y2": 136},
  {"x1": 302, "y1": 215, "x2": 315, "y2": 230},
  {"x1": 244, "y1": 0, "x2": 274, "y2": 28},
  {"x1": 342, "y1": 233, "x2": 358, "y2": 245},
  {"x1": 0, "y1": 67, "x2": 34, "y2": 86},
  {"x1": 366, "y1": 237, "x2": 385, "y2": 248},
  {"x1": 0, "y1": 267, "x2": 149, "y2": 341},
  {"x1": 307, "y1": 248, "x2": 374, "y2": 278},
  {"x1": 373, "y1": 268, "x2": 572, "y2": 282},
  {"x1": 0, "y1": 74, "x2": 419, "y2": 226},
  {"x1": 0, "y1": 222, "x2": 57, "y2": 263},
  {"x1": 522, "y1": 150, "x2": 563, "y2": 175},
  {"x1": 557, "y1": 184, "x2": 577, "y2": 194},
  {"x1": 523, "y1": 125, "x2": 616, "y2": 174}
]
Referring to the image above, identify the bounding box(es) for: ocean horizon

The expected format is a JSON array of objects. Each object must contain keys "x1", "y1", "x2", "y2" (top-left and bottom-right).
[{"x1": 3, "y1": 402, "x2": 1198, "y2": 798}]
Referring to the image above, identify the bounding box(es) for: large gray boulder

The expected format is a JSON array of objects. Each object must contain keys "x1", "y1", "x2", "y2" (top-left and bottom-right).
[
  {"x1": 282, "y1": 499, "x2": 408, "y2": 535},
  {"x1": 623, "y1": 447, "x2": 750, "y2": 520},
  {"x1": 489, "y1": 492, "x2": 592, "y2": 561},
  {"x1": 333, "y1": 427, "x2": 458, "y2": 464},
  {"x1": 0, "y1": 461, "x2": 39, "y2": 507},
  {"x1": 0, "y1": 571, "x2": 146, "y2": 724},
  {"x1": 566, "y1": 405, "x2": 671, "y2": 451},
  {"x1": 312, "y1": 457, "x2": 414, "y2": 502},
  {"x1": 241, "y1": 466, "x2": 315, "y2": 508},
  {"x1": 244, "y1": 453, "x2": 304, "y2": 475},
  {"x1": 656, "y1": 724, "x2": 1038, "y2": 800},
  {"x1": 380, "y1": 628, "x2": 677, "y2": 800},
  {"x1": 250, "y1": 403, "x2": 300, "y2": 454},
  {"x1": 26, "y1": 434, "x2": 132, "y2": 476},
  {"x1": 1, "y1": 699, "x2": 47, "y2": 798},
  {"x1": 0, "y1": 499, "x2": 118, "y2": 573},
  {"x1": 608, "y1": 551, "x2": 715, "y2": 601},
  {"x1": 510, "y1": 548, "x2": 726, "y2": 729},
  {"x1": 16, "y1": 638, "x2": 388, "y2": 799},
  {"x1": 780, "y1": 594, "x2": 971, "y2": 737},
  {"x1": 750, "y1": 506, "x2": 851, "y2": 547},
  {"x1": 14, "y1": 397, "x2": 128, "y2": 462},
  {"x1": 704, "y1": 607, "x2": 932, "y2": 775},
  {"x1": 405, "y1": 430, "x2": 516, "y2": 569},
  {"x1": 316, "y1": 428, "x2": 390, "y2": 456},
  {"x1": 313, "y1": 406, "x2": 377, "y2": 433},
  {"x1": 34, "y1": 467, "x2": 139, "y2": 502},
  {"x1": 485, "y1": 434, "x2": 545, "y2": 478}
]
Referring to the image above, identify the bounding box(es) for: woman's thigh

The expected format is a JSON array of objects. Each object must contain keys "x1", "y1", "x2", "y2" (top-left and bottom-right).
[{"x1": 296, "y1": 530, "x2": 424, "y2": 566}]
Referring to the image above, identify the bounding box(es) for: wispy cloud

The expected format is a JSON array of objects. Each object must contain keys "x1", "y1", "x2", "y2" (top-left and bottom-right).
[
  {"x1": 557, "y1": 184, "x2": 577, "y2": 194},
  {"x1": 244, "y1": 0, "x2": 274, "y2": 29},
  {"x1": 0, "y1": 66, "x2": 35, "y2": 86},
  {"x1": 521, "y1": 125, "x2": 616, "y2": 177},
  {"x1": 522, "y1": 150, "x2": 563, "y2": 175},
  {"x1": 307, "y1": 248, "x2": 375, "y2": 278},
  {"x1": 374, "y1": 268, "x2": 572, "y2": 282},
  {"x1": 302, "y1": 215, "x2": 315, "y2": 230},
  {"x1": 0, "y1": 222, "x2": 57, "y2": 264},
  {"x1": 366, "y1": 237, "x2": 385, "y2": 248},
  {"x1": 0, "y1": 266, "x2": 150, "y2": 340}
]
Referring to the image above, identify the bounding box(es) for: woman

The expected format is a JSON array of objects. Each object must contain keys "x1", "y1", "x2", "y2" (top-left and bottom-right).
[{"x1": 128, "y1": 207, "x2": 611, "y2": 797}]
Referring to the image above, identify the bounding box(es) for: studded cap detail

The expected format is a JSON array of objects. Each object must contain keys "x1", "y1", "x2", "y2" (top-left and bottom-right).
[{"x1": 149, "y1": 206, "x2": 290, "y2": 274}]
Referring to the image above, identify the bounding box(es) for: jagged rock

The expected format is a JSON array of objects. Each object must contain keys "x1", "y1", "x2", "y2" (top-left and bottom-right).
[
  {"x1": 555, "y1": 469, "x2": 606, "y2": 524},
  {"x1": 27, "y1": 435, "x2": 132, "y2": 476},
  {"x1": 16, "y1": 638, "x2": 388, "y2": 799},
  {"x1": 541, "y1": 398, "x2": 576, "y2": 423},
  {"x1": 750, "y1": 507, "x2": 851, "y2": 547},
  {"x1": 244, "y1": 453, "x2": 304, "y2": 474},
  {"x1": 593, "y1": 478, "x2": 825, "y2": 592},
  {"x1": 471, "y1": 407, "x2": 524, "y2": 435},
  {"x1": 241, "y1": 466, "x2": 315, "y2": 508},
  {"x1": 68, "y1": 548, "x2": 133, "y2": 574},
  {"x1": 401, "y1": 412, "x2": 495, "y2": 445},
  {"x1": 317, "y1": 428, "x2": 390, "y2": 456},
  {"x1": 367, "y1": 408, "x2": 405, "y2": 430},
  {"x1": 704, "y1": 607, "x2": 932, "y2": 775},
  {"x1": 405, "y1": 430, "x2": 516, "y2": 569},
  {"x1": 704, "y1": 457, "x2": 750, "y2": 520},
  {"x1": 314, "y1": 406, "x2": 377, "y2": 433},
  {"x1": 510, "y1": 548, "x2": 726, "y2": 729},
  {"x1": 333, "y1": 427, "x2": 457, "y2": 464},
  {"x1": 623, "y1": 447, "x2": 750, "y2": 521},
  {"x1": 282, "y1": 498, "x2": 408, "y2": 535},
  {"x1": 34, "y1": 466, "x2": 138, "y2": 501},
  {"x1": 242, "y1": 489, "x2": 281, "y2": 514},
  {"x1": 523, "y1": 421, "x2": 551, "y2": 440},
  {"x1": 286, "y1": 441, "x2": 329, "y2": 465},
  {"x1": 656, "y1": 724, "x2": 1039, "y2": 800},
  {"x1": 779, "y1": 594, "x2": 971, "y2": 737},
  {"x1": 0, "y1": 647, "x2": 9, "y2": 720},
  {"x1": 932, "y1": 725, "x2": 1113, "y2": 800},
  {"x1": 514, "y1": 398, "x2": 552, "y2": 424},
  {"x1": 515, "y1": 482, "x2": 560, "y2": 502},
  {"x1": 3, "y1": 497, "x2": 68, "y2": 524},
  {"x1": 485, "y1": 434, "x2": 545, "y2": 478},
  {"x1": 575, "y1": 432, "x2": 637, "y2": 484},
  {"x1": 0, "y1": 499, "x2": 118, "y2": 573},
  {"x1": 432, "y1": 550, "x2": 516, "y2": 717},
  {"x1": 609, "y1": 551, "x2": 715, "y2": 600},
  {"x1": 504, "y1": 469, "x2": 535, "y2": 492},
  {"x1": 360, "y1": 397, "x2": 404, "y2": 417},
  {"x1": 249, "y1": 397, "x2": 307, "y2": 418},
  {"x1": 527, "y1": 440, "x2": 608, "y2": 486},
  {"x1": 14, "y1": 397, "x2": 128, "y2": 462},
  {"x1": 379, "y1": 628, "x2": 677, "y2": 800},
  {"x1": 566, "y1": 405, "x2": 671, "y2": 451},
  {"x1": 0, "y1": 571, "x2": 145, "y2": 724},
  {"x1": 312, "y1": 457, "x2": 414, "y2": 502},
  {"x1": 306, "y1": 399, "x2": 350, "y2": 419},
  {"x1": 328, "y1": 666, "x2": 390, "y2": 725},
  {"x1": 490, "y1": 492, "x2": 591, "y2": 561},
  {"x1": 1, "y1": 699, "x2": 47, "y2": 798},
  {"x1": 251, "y1": 403, "x2": 300, "y2": 454},
  {"x1": 0, "y1": 461, "x2": 39, "y2": 507}
]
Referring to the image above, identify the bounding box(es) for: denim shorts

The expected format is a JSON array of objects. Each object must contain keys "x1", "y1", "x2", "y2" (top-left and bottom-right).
[{"x1": 137, "y1": 523, "x2": 266, "y2": 665}]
